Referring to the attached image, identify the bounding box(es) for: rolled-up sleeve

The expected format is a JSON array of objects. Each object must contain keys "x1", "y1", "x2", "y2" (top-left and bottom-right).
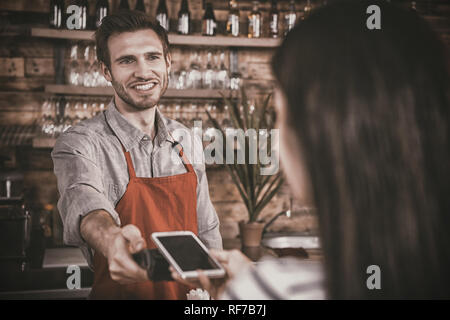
[
  {"x1": 192, "y1": 135, "x2": 223, "y2": 250},
  {"x1": 51, "y1": 127, "x2": 121, "y2": 252}
]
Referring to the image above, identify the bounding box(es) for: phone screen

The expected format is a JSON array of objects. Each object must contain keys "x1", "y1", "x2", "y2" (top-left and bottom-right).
[{"x1": 157, "y1": 235, "x2": 221, "y2": 271}]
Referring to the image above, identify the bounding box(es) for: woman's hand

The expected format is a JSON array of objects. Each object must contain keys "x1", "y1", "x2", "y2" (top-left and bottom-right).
[
  {"x1": 106, "y1": 224, "x2": 149, "y2": 284},
  {"x1": 170, "y1": 249, "x2": 253, "y2": 299}
]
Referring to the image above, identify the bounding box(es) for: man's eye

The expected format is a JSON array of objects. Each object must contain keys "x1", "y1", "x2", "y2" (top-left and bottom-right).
[
  {"x1": 120, "y1": 59, "x2": 134, "y2": 64},
  {"x1": 148, "y1": 55, "x2": 160, "y2": 61}
]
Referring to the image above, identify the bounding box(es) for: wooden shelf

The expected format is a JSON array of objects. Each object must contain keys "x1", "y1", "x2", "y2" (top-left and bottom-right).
[
  {"x1": 45, "y1": 85, "x2": 113, "y2": 95},
  {"x1": 168, "y1": 34, "x2": 281, "y2": 48},
  {"x1": 31, "y1": 28, "x2": 281, "y2": 48},
  {"x1": 31, "y1": 28, "x2": 95, "y2": 41},
  {"x1": 45, "y1": 85, "x2": 235, "y2": 99},
  {"x1": 32, "y1": 137, "x2": 56, "y2": 149},
  {"x1": 163, "y1": 88, "x2": 235, "y2": 99}
]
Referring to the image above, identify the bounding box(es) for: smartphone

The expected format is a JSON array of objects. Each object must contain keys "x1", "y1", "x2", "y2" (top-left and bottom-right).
[{"x1": 151, "y1": 231, "x2": 226, "y2": 280}]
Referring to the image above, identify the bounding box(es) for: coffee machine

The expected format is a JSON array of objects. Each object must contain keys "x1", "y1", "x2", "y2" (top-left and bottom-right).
[{"x1": 0, "y1": 170, "x2": 32, "y2": 272}]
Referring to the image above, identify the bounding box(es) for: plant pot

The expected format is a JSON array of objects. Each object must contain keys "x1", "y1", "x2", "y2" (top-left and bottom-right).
[{"x1": 239, "y1": 221, "x2": 265, "y2": 247}]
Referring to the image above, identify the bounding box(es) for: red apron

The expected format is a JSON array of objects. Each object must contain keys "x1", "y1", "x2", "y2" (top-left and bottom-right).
[{"x1": 90, "y1": 142, "x2": 198, "y2": 299}]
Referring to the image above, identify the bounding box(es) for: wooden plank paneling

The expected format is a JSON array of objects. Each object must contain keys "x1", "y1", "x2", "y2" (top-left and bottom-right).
[
  {"x1": 0, "y1": 112, "x2": 39, "y2": 126},
  {"x1": 0, "y1": 58, "x2": 25, "y2": 77},
  {"x1": 25, "y1": 58, "x2": 55, "y2": 77},
  {"x1": 239, "y1": 48, "x2": 274, "y2": 64},
  {"x1": 0, "y1": 92, "x2": 42, "y2": 125},
  {"x1": 246, "y1": 62, "x2": 275, "y2": 81},
  {"x1": 0, "y1": 38, "x2": 55, "y2": 58},
  {"x1": 0, "y1": 92, "x2": 43, "y2": 111},
  {"x1": 0, "y1": 77, "x2": 54, "y2": 91},
  {"x1": 0, "y1": 0, "x2": 50, "y2": 13}
]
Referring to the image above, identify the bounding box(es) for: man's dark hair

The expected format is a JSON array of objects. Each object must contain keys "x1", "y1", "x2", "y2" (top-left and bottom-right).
[
  {"x1": 95, "y1": 10, "x2": 169, "y2": 69},
  {"x1": 272, "y1": 0, "x2": 450, "y2": 299}
]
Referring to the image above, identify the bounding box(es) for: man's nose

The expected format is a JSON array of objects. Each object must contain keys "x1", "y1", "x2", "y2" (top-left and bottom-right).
[{"x1": 133, "y1": 59, "x2": 153, "y2": 79}]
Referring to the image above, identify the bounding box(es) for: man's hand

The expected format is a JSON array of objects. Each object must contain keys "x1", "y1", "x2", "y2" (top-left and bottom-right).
[
  {"x1": 80, "y1": 210, "x2": 149, "y2": 285},
  {"x1": 106, "y1": 224, "x2": 149, "y2": 284}
]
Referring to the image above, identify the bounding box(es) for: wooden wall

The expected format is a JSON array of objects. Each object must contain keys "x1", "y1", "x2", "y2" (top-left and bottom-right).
[{"x1": 1, "y1": 0, "x2": 449, "y2": 243}]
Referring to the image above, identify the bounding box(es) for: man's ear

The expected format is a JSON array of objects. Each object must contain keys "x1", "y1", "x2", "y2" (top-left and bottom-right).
[
  {"x1": 165, "y1": 53, "x2": 172, "y2": 73},
  {"x1": 100, "y1": 61, "x2": 112, "y2": 82}
]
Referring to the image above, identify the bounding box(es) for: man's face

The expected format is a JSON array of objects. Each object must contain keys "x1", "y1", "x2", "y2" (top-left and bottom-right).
[{"x1": 102, "y1": 29, "x2": 171, "y2": 110}]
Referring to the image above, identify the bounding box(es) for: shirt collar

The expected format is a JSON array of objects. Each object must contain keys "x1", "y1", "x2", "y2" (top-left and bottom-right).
[{"x1": 105, "y1": 99, "x2": 174, "y2": 151}]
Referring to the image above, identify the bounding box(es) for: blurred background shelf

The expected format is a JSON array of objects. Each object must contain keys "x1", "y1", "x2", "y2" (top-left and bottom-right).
[
  {"x1": 31, "y1": 28, "x2": 282, "y2": 48},
  {"x1": 45, "y1": 85, "x2": 112, "y2": 96},
  {"x1": 44, "y1": 85, "x2": 235, "y2": 99},
  {"x1": 31, "y1": 28, "x2": 94, "y2": 41},
  {"x1": 32, "y1": 137, "x2": 56, "y2": 149}
]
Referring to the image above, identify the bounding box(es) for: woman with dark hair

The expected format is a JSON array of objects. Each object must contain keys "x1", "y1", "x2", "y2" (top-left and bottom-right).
[{"x1": 172, "y1": 0, "x2": 450, "y2": 299}]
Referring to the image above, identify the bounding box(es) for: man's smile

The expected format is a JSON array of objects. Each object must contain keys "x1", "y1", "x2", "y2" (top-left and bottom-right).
[{"x1": 130, "y1": 80, "x2": 159, "y2": 93}]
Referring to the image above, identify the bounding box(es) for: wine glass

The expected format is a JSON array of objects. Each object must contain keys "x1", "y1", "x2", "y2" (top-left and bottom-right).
[
  {"x1": 187, "y1": 50, "x2": 202, "y2": 89},
  {"x1": 202, "y1": 50, "x2": 215, "y2": 89},
  {"x1": 215, "y1": 50, "x2": 230, "y2": 89},
  {"x1": 82, "y1": 44, "x2": 94, "y2": 87},
  {"x1": 66, "y1": 43, "x2": 82, "y2": 86},
  {"x1": 40, "y1": 97, "x2": 54, "y2": 136}
]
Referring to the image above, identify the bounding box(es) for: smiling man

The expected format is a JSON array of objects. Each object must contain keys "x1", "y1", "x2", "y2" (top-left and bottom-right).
[{"x1": 51, "y1": 11, "x2": 222, "y2": 300}]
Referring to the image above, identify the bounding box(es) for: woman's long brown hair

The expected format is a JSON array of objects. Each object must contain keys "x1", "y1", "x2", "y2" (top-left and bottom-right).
[{"x1": 272, "y1": 0, "x2": 450, "y2": 299}]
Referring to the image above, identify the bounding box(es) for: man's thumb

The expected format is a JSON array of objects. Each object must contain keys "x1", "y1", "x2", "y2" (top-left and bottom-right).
[{"x1": 121, "y1": 224, "x2": 147, "y2": 253}]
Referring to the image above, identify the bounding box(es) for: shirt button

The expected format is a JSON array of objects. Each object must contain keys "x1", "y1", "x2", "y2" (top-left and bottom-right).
[{"x1": 142, "y1": 136, "x2": 149, "y2": 141}]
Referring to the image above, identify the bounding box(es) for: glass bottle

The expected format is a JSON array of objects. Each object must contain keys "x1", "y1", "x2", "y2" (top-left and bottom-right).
[
  {"x1": 135, "y1": 0, "x2": 146, "y2": 12},
  {"x1": 156, "y1": 0, "x2": 169, "y2": 31},
  {"x1": 76, "y1": 0, "x2": 89, "y2": 30},
  {"x1": 226, "y1": 0, "x2": 240, "y2": 37},
  {"x1": 202, "y1": 1, "x2": 216, "y2": 36},
  {"x1": 95, "y1": 0, "x2": 109, "y2": 28},
  {"x1": 212, "y1": 52, "x2": 220, "y2": 88},
  {"x1": 248, "y1": 1, "x2": 261, "y2": 38},
  {"x1": 269, "y1": 0, "x2": 279, "y2": 38},
  {"x1": 49, "y1": 0, "x2": 64, "y2": 29},
  {"x1": 229, "y1": 49, "x2": 241, "y2": 90},
  {"x1": 285, "y1": 0, "x2": 297, "y2": 36},
  {"x1": 303, "y1": 0, "x2": 312, "y2": 19},
  {"x1": 178, "y1": 0, "x2": 190, "y2": 35},
  {"x1": 118, "y1": 0, "x2": 130, "y2": 11}
]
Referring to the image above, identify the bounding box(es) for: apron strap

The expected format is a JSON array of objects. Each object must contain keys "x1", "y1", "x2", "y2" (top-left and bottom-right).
[
  {"x1": 121, "y1": 145, "x2": 137, "y2": 179},
  {"x1": 168, "y1": 131, "x2": 194, "y2": 173},
  {"x1": 172, "y1": 141, "x2": 194, "y2": 173}
]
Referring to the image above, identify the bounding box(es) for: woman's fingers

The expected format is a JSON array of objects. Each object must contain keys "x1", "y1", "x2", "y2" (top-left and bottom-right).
[
  {"x1": 169, "y1": 266, "x2": 201, "y2": 287},
  {"x1": 209, "y1": 249, "x2": 230, "y2": 263},
  {"x1": 197, "y1": 270, "x2": 212, "y2": 293},
  {"x1": 209, "y1": 249, "x2": 252, "y2": 279}
]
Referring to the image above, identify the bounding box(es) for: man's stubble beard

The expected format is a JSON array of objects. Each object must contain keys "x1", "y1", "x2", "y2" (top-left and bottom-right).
[{"x1": 110, "y1": 71, "x2": 169, "y2": 111}]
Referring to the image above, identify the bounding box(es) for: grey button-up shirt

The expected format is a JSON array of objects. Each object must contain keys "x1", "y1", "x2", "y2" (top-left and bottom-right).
[{"x1": 51, "y1": 101, "x2": 222, "y2": 268}]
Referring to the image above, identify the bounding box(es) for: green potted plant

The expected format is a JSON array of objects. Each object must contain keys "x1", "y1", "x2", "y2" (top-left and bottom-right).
[{"x1": 206, "y1": 88, "x2": 284, "y2": 247}]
